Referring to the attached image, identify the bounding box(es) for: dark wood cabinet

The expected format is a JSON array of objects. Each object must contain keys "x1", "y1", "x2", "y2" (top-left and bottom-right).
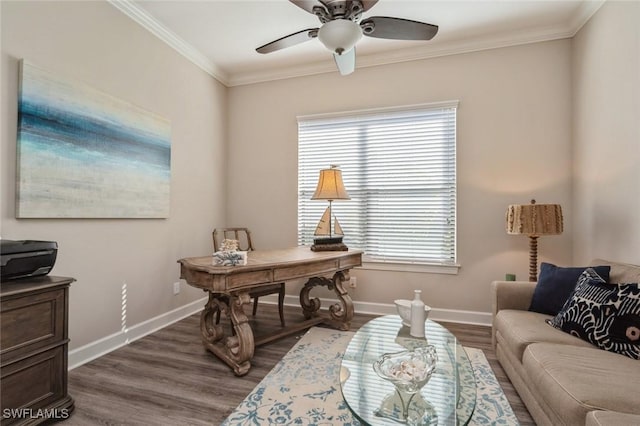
[{"x1": 1, "y1": 276, "x2": 74, "y2": 425}]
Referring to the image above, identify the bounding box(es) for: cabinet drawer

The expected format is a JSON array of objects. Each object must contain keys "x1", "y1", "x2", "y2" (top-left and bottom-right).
[
  {"x1": 0, "y1": 289, "x2": 65, "y2": 362},
  {"x1": 0, "y1": 346, "x2": 65, "y2": 413},
  {"x1": 274, "y1": 259, "x2": 338, "y2": 281},
  {"x1": 227, "y1": 270, "x2": 273, "y2": 289}
]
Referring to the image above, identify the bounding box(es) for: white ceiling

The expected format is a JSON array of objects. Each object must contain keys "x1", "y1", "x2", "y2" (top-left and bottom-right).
[{"x1": 113, "y1": 0, "x2": 604, "y2": 86}]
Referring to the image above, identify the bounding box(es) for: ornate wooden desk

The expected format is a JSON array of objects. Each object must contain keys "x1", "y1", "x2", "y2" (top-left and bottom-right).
[{"x1": 178, "y1": 246, "x2": 362, "y2": 375}]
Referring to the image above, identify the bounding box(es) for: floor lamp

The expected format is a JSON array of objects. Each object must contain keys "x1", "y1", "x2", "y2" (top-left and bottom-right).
[{"x1": 506, "y1": 199, "x2": 563, "y2": 281}]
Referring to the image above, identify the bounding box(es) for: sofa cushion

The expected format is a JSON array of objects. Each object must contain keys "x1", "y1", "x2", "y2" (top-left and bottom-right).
[
  {"x1": 548, "y1": 269, "x2": 640, "y2": 359},
  {"x1": 586, "y1": 411, "x2": 640, "y2": 426},
  {"x1": 529, "y1": 263, "x2": 611, "y2": 315},
  {"x1": 592, "y1": 259, "x2": 640, "y2": 284},
  {"x1": 494, "y1": 309, "x2": 593, "y2": 362},
  {"x1": 524, "y1": 343, "x2": 640, "y2": 426}
]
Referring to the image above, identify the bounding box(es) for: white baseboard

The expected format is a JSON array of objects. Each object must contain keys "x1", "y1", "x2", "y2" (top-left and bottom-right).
[
  {"x1": 68, "y1": 297, "x2": 207, "y2": 370},
  {"x1": 272, "y1": 294, "x2": 492, "y2": 326},
  {"x1": 68, "y1": 293, "x2": 491, "y2": 370}
]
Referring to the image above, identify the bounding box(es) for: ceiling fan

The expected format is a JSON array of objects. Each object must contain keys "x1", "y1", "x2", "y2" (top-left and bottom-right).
[{"x1": 256, "y1": 0, "x2": 438, "y2": 75}]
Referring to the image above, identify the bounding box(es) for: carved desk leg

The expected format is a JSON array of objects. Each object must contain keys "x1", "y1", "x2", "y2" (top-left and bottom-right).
[
  {"x1": 300, "y1": 277, "x2": 325, "y2": 319},
  {"x1": 300, "y1": 270, "x2": 354, "y2": 331},
  {"x1": 200, "y1": 292, "x2": 226, "y2": 344},
  {"x1": 199, "y1": 291, "x2": 255, "y2": 376}
]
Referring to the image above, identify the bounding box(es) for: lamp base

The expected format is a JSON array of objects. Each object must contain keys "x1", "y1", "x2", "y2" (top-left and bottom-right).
[
  {"x1": 311, "y1": 237, "x2": 348, "y2": 251},
  {"x1": 311, "y1": 242, "x2": 348, "y2": 252}
]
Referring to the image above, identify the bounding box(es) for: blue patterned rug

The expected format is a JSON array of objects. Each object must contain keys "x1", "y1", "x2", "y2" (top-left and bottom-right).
[{"x1": 223, "y1": 327, "x2": 518, "y2": 425}]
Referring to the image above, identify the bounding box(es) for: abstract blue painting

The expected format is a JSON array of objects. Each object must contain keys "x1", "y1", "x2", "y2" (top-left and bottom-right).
[{"x1": 16, "y1": 60, "x2": 171, "y2": 218}]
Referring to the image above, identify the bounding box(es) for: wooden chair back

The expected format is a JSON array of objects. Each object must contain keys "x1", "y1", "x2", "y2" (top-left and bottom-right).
[
  {"x1": 212, "y1": 228, "x2": 254, "y2": 252},
  {"x1": 211, "y1": 227, "x2": 286, "y2": 327}
]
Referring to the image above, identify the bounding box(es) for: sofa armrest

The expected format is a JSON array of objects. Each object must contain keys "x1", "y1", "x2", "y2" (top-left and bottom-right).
[
  {"x1": 491, "y1": 280, "x2": 537, "y2": 348},
  {"x1": 491, "y1": 280, "x2": 536, "y2": 316}
]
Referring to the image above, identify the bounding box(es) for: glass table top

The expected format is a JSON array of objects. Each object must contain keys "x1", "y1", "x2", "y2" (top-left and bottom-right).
[{"x1": 340, "y1": 315, "x2": 476, "y2": 425}]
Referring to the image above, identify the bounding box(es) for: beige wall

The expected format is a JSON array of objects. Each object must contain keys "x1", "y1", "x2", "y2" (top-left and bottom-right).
[
  {"x1": 572, "y1": 1, "x2": 640, "y2": 265},
  {"x1": 228, "y1": 40, "x2": 573, "y2": 314},
  {"x1": 4, "y1": 0, "x2": 630, "y2": 350},
  {"x1": 1, "y1": 1, "x2": 226, "y2": 349}
]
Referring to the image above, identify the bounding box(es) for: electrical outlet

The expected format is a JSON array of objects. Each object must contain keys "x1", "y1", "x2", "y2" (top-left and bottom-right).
[
  {"x1": 173, "y1": 281, "x2": 180, "y2": 295},
  {"x1": 349, "y1": 277, "x2": 357, "y2": 288}
]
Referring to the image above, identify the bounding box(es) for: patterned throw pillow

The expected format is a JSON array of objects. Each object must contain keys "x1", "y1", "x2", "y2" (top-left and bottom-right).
[{"x1": 547, "y1": 268, "x2": 640, "y2": 360}]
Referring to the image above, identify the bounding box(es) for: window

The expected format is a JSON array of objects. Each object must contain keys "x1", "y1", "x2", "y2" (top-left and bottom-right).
[{"x1": 297, "y1": 101, "x2": 457, "y2": 268}]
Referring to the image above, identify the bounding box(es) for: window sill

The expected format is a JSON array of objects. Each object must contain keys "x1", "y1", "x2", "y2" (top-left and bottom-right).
[{"x1": 359, "y1": 259, "x2": 460, "y2": 275}]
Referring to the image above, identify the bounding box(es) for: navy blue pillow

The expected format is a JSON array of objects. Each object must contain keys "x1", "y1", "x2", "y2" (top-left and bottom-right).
[{"x1": 529, "y1": 263, "x2": 611, "y2": 315}]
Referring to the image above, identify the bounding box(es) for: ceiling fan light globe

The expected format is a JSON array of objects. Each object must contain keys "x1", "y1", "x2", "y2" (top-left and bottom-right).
[{"x1": 318, "y1": 19, "x2": 362, "y2": 54}]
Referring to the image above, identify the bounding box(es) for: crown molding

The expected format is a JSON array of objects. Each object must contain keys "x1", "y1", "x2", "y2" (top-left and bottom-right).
[
  {"x1": 228, "y1": 23, "x2": 575, "y2": 86},
  {"x1": 228, "y1": 58, "x2": 341, "y2": 87},
  {"x1": 568, "y1": 0, "x2": 606, "y2": 36},
  {"x1": 109, "y1": 0, "x2": 606, "y2": 88},
  {"x1": 107, "y1": 0, "x2": 230, "y2": 86}
]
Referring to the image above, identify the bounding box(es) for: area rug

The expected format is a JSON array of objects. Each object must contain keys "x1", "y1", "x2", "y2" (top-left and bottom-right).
[{"x1": 222, "y1": 327, "x2": 518, "y2": 425}]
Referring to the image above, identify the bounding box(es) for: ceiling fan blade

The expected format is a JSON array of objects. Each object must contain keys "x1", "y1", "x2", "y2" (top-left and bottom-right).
[
  {"x1": 256, "y1": 28, "x2": 319, "y2": 54},
  {"x1": 361, "y1": 16, "x2": 438, "y2": 41},
  {"x1": 289, "y1": 0, "x2": 326, "y2": 14},
  {"x1": 334, "y1": 47, "x2": 356, "y2": 75},
  {"x1": 361, "y1": 0, "x2": 379, "y2": 12}
]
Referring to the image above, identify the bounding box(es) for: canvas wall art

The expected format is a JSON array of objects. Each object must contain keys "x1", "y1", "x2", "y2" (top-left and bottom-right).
[{"x1": 16, "y1": 60, "x2": 171, "y2": 218}]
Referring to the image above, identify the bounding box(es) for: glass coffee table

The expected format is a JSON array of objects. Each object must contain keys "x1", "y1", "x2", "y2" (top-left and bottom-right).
[{"x1": 340, "y1": 315, "x2": 476, "y2": 425}]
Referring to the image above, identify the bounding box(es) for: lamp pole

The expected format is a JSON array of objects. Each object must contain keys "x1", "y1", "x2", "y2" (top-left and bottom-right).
[
  {"x1": 328, "y1": 199, "x2": 333, "y2": 239},
  {"x1": 528, "y1": 235, "x2": 539, "y2": 282}
]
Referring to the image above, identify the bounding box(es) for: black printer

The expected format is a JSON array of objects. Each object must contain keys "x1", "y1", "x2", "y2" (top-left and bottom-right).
[{"x1": 1, "y1": 240, "x2": 58, "y2": 281}]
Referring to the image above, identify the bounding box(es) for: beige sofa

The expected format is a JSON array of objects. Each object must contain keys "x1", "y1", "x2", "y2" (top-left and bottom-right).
[{"x1": 491, "y1": 260, "x2": 640, "y2": 426}]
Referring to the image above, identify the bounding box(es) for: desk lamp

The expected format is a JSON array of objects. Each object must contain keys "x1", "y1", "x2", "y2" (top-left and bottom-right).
[{"x1": 311, "y1": 165, "x2": 350, "y2": 251}]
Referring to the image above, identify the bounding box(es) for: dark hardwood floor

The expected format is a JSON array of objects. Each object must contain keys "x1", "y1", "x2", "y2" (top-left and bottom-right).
[{"x1": 66, "y1": 305, "x2": 534, "y2": 425}]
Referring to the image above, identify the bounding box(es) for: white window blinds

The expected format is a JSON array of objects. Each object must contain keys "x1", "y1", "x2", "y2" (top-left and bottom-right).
[{"x1": 298, "y1": 102, "x2": 457, "y2": 265}]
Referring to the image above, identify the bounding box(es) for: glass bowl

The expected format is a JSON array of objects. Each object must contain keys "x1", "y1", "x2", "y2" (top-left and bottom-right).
[{"x1": 373, "y1": 345, "x2": 438, "y2": 422}]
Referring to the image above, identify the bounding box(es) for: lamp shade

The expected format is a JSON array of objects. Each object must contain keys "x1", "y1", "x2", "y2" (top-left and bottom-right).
[
  {"x1": 318, "y1": 19, "x2": 362, "y2": 55},
  {"x1": 506, "y1": 199, "x2": 563, "y2": 236},
  {"x1": 312, "y1": 166, "x2": 350, "y2": 201}
]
